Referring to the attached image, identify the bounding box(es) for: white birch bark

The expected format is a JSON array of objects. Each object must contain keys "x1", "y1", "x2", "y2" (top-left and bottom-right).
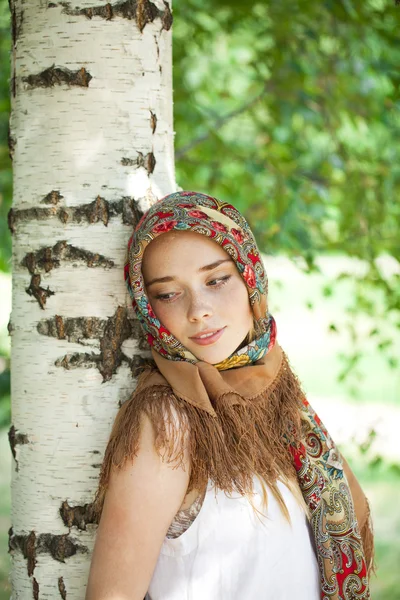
[{"x1": 8, "y1": 1, "x2": 175, "y2": 597}]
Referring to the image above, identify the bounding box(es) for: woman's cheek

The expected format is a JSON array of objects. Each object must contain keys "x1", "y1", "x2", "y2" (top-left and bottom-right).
[
  {"x1": 223, "y1": 278, "x2": 248, "y2": 303},
  {"x1": 153, "y1": 302, "x2": 181, "y2": 332}
]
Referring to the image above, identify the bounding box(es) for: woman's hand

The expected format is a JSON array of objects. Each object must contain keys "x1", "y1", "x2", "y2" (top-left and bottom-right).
[{"x1": 86, "y1": 414, "x2": 190, "y2": 600}]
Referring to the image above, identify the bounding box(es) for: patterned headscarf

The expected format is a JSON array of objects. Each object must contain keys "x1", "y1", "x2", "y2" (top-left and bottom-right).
[{"x1": 125, "y1": 191, "x2": 276, "y2": 370}]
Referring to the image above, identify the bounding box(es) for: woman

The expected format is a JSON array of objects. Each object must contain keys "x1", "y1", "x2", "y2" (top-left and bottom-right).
[{"x1": 86, "y1": 191, "x2": 374, "y2": 600}]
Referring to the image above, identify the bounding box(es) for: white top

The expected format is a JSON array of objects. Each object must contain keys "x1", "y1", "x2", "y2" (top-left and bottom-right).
[{"x1": 147, "y1": 478, "x2": 320, "y2": 600}]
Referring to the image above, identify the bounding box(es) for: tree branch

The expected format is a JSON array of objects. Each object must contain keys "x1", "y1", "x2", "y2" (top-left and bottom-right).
[{"x1": 175, "y1": 84, "x2": 270, "y2": 160}]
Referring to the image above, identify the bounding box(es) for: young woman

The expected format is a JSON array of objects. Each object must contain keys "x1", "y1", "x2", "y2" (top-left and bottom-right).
[{"x1": 86, "y1": 191, "x2": 374, "y2": 600}]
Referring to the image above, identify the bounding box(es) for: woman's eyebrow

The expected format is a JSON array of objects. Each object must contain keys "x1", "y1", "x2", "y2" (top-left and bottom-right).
[
  {"x1": 145, "y1": 275, "x2": 174, "y2": 287},
  {"x1": 198, "y1": 259, "x2": 231, "y2": 272},
  {"x1": 145, "y1": 259, "x2": 231, "y2": 288}
]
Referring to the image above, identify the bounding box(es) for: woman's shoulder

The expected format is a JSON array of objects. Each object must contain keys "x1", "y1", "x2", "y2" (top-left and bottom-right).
[{"x1": 94, "y1": 362, "x2": 190, "y2": 518}]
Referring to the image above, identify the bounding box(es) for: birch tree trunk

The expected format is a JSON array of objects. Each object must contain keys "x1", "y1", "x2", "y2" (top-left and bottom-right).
[{"x1": 7, "y1": 1, "x2": 175, "y2": 597}]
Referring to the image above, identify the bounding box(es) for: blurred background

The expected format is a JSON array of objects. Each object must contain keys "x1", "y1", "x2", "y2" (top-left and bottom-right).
[{"x1": 1, "y1": 0, "x2": 399, "y2": 597}]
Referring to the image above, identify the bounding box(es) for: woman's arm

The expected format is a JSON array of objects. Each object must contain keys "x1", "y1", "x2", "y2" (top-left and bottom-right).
[{"x1": 86, "y1": 414, "x2": 190, "y2": 600}]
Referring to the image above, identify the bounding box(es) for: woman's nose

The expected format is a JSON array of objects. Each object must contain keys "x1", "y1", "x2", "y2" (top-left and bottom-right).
[{"x1": 187, "y1": 293, "x2": 213, "y2": 322}]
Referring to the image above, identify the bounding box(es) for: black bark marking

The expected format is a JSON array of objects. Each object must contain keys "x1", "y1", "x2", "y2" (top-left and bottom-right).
[
  {"x1": 59, "y1": 0, "x2": 172, "y2": 31},
  {"x1": 26, "y1": 274, "x2": 55, "y2": 310},
  {"x1": 122, "y1": 152, "x2": 156, "y2": 174},
  {"x1": 10, "y1": 0, "x2": 23, "y2": 46},
  {"x1": 10, "y1": 530, "x2": 88, "y2": 566},
  {"x1": 154, "y1": 35, "x2": 160, "y2": 60},
  {"x1": 10, "y1": 207, "x2": 59, "y2": 233},
  {"x1": 58, "y1": 195, "x2": 110, "y2": 226},
  {"x1": 37, "y1": 533, "x2": 88, "y2": 562},
  {"x1": 33, "y1": 577, "x2": 39, "y2": 600},
  {"x1": 23, "y1": 65, "x2": 92, "y2": 89},
  {"x1": 161, "y1": 1, "x2": 172, "y2": 31},
  {"x1": 60, "y1": 501, "x2": 98, "y2": 530},
  {"x1": 99, "y1": 306, "x2": 132, "y2": 381},
  {"x1": 55, "y1": 352, "x2": 100, "y2": 371},
  {"x1": 8, "y1": 127, "x2": 16, "y2": 161},
  {"x1": 90, "y1": 195, "x2": 109, "y2": 225},
  {"x1": 59, "y1": 1, "x2": 114, "y2": 20},
  {"x1": 21, "y1": 241, "x2": 114, "y2": 275},
  {"x1": 150, "y1": 111, "x2": 157, "y2": 134},
  {"x1": 58, "y1": 577, "x2": 67, "y2": 600},
  {"x1": 8, "y1": 530, "x2": 37, "y2": 576},
  {"x1": 143, "y1": 151, "x2": 156, "y2": 174},
  {"x1": 9, "y1": 197, "x2": 142, "y2": 230},
  {"x1": 38, "y1": 310, "x2": 148, "y2": 381},
  {"x1": 121, "y1": 158, "x2": 137, "y2": 166},
  {"x1": 125, "y1": 354, "x2": 154, "y2": 379},
  {"x1": 121, "y1": 197, "x2": 144, "y2": 226},
  {"x1": 26, "y1": 532, "x2": 37, "y2": 576},
  {"x1": 38, "y1": 315, "x2": 106, "y2": 343},
  {"x1": 42, "y1": 190, "x2": 63, "y2": 205},
  {"x1": 8, "y1": 425, "x2": 29, "y2": 471},
  {"x1": 10, "y1": 1, "x2": 17, "y2": 45},
  {"x1": 21, "y1": 239, "x2": 113, "y2": 309},
  {"x1": 8, "y1": 208, "x2": 15, "y2": 234},
  {"x1": 55, "y1": 315, "x2": 66, "y2": 339},
  {"x1": 7, "y1": 319, "x2": 14, "y2": 335},
  {"x1": 136, "y1": 0, "x2": 158, "y2": 32}
]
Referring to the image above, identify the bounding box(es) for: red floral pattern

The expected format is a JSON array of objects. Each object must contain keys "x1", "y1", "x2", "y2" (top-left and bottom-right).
[
  {"x1": 211, "y1": 221, "x2": 228, "y2": 232},
  {"x1": 243, "y1": 264, "x2": 256, "y2": 288},
  {"x1": 153, "y1": 220, "x2": 178, "y2": 233},
  {"x1": 248, "y1": 251, "x2": 260, "y2": 266},
  {"x1": 188, "y1": 209, "x2": 209, "y2": 219},
  {"x1": 155, "y1": 210, "x2": 174, "y2": 219},
  {"x1": 147, "y1": 303, "x2": 156, "y2": 319},
  {"x1": 231, "y1": 228, "x2": 244, "y2": 244}
]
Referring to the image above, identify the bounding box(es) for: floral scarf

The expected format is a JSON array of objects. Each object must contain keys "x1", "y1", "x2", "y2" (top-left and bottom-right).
[{"x1": 120, "y1": 191, "x2": 372, "y2": 599}]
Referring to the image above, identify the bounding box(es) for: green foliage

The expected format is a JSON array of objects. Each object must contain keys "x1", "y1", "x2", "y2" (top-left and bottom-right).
[
  {"x1": 173, "y1": 0, "x2": 400, "y2": 266},
  {"x1": 172, "y1": 0, "x2": 400, "y2": 391}
]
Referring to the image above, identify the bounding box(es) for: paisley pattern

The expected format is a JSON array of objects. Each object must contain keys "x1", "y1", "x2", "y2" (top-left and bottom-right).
[
  {"x1": 288, "y1": 399, "x2": 370, "y2": 599},
  {"x1": 125, "y1": 191, "x2": 370, "y2": 599}
]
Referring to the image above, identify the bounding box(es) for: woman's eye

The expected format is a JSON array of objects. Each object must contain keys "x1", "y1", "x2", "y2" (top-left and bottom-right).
[
  {"x1": 207, "y1": 275, "x2": 231, "y2": 287},
  {"x1": 155, "y1": 292, "x2": 175, "y2": 301}
]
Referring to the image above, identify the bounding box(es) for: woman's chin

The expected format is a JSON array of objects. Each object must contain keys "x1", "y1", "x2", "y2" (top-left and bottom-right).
[{"x1": 190, "y1": 344, "x2": 233, "y2": 365}]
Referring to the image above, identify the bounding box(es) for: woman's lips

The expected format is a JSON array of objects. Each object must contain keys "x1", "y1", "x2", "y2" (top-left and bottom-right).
[{"x1": 189, "y1": 327, "x2": 226, "y2": 346}]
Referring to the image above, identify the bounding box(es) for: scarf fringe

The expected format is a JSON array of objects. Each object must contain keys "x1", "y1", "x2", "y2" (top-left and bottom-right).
[{"x1": 94, "y1": 355, "x2": 303, "y2": 518}]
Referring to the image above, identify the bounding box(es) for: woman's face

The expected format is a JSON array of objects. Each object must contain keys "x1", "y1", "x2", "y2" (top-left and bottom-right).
[{"x1": 142, "y1": 231, "x2": 253, "y2": 364}]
